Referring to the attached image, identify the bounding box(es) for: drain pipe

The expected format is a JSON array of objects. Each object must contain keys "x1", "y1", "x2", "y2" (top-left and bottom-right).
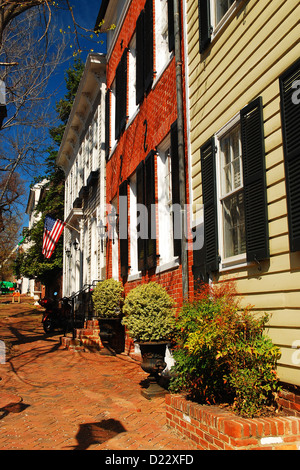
[{"x1": 174, "y1": 0, "x2": 188, "y2": 300}]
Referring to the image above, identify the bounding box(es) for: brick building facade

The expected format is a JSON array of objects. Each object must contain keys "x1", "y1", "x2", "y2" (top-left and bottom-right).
[{"x1": 96, "y1": 0, "x2": 194, "y2": 308}]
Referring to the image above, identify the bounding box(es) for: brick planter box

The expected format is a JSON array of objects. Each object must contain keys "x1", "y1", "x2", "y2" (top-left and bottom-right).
[{"x1": 166, "y1": 394, "x2": 300, "y2": 450}]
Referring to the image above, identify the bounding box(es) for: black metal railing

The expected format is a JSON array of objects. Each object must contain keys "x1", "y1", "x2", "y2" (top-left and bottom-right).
[{"x1": 65, "y1": 280, "x2": 102, "y2": 338}]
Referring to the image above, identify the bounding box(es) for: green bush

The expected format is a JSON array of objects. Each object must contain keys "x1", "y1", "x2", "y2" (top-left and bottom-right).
[
  {"x1": 92, "y1": 279, "x2": 124, "y2": 318},
  {"x1": 169, "y1": 281, "x2": 281, "y2": 417},
  {"x1": 122, "y1": 282, "x2": 176, "y2": 342}
]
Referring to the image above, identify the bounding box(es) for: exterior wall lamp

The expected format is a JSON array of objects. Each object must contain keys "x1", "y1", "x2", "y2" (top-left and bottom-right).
[
  {"x1": 65, "y1": 244, "x2": 71, "y2": 258},
  {"x1": 97, "y1": 219, "x2": 107, "y2": 253},
  {"x1": 107, "y1": 207, "x2": 119, "y2": 244}
]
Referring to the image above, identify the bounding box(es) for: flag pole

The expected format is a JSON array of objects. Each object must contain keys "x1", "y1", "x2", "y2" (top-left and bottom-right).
[{"x1": 64, "y1": 221, "x2": 80, "y2": 234}]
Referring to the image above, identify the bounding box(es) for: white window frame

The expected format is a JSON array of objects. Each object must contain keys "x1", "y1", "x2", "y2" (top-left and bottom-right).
[
  {"x1": 90, "y1": 215, "x2": 98, "y2": 283},
  {"x1": 155, "y1": 0, "x2": 172, "y2": 80},
  {"x1": 128, "y1": 34, "x2": 138, "y2": 122},
  {"x1": 210, "y1": 0, "x2": 239, "y2": 39},
  {"x1": 111, "y1": 198, "x2": 119, "y2": 281},
  {"x1": 110, "y1": 79, "x2": 117, "y2": 152},
  {"x1": 92, "y1": 110, "x2": 99, "y2": 171},
  {"x1": 128, "y1": 174, "x2": 142, "y2": 281},
  {"x1": 156, "y1": 135, "x2": 179, "y2": 273},
  {"x1": 215, "y1": 113, "x2": 247, "y2": 271}
]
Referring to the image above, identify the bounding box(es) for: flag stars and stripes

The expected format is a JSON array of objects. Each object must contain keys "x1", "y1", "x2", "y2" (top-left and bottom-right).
[{"x1": 42, "y1": 215, "x2": 65, "y2": 259}]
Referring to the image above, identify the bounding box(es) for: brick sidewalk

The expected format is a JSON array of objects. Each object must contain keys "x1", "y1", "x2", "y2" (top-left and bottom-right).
[{"x1": 0, "y1": 298, "x2": 196, "y2": 451}]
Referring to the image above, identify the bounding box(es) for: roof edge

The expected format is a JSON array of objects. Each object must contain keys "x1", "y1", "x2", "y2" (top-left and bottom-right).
[{"x1": 95, "y1": 0, "x2": 110, "y2": 31}]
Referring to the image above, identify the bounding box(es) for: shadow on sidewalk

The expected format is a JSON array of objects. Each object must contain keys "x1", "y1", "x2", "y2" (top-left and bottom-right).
[
  {"x1": 73, "y1": 419, "x2": 127, "y2": 450},
  {"x1": 0, "y1": 401, "x2": 30, "y2": 420}
]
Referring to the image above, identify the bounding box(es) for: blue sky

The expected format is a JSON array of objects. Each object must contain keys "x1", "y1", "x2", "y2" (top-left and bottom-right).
[
  {"x1": 47, "y1": 0, "x2": 107, "y2": 113},
  {"x1": 20, "y1": 1, "x2": 106, "y2": 231}
]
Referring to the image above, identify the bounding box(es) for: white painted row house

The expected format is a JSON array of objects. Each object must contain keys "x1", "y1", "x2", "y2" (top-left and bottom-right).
[
  {"x1": 22, "y1": 179, "x2": 49, "y2": 298},
  {"x1": 56, "y1": 53, "x2": 106, "y2": 300}
]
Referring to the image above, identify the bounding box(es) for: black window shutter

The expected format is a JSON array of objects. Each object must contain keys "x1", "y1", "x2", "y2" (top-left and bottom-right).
[
  {"x1": 198, "y1": 0, "x2": 211, "y2": 54},
  {"x1": 136, "y1": 160, "x2": 146, "y2": 271},
  {"x1": 192, "y1": 224, "x2": 207, "y2": 284},
  {"x1": 170, "y1": 120, "x2": 181, "y2": 257},
  {"x1": 240, "y1": 97, "x2": 269, "y2": 262},
  {"x1": 145, "y1": 150, "x2": 157, "y2": 269},
  {"x1": 115, "y1": 49, "x2": 127, "y2": 140},
  {"x1": 200, "y1": 137, "x2": 219, "y2": 272},
  {"x1": 144, "y1": 0, "x2": 154, "y2": 93},
  {"x1": 280, "y1": 59, "x2": 300, "y2": 252},
  {"x1": 136, "y1": 10, "x2": 145, "y2": 105},
  {"x1": 105, "y1": 89, "x2": 110, "y2": 160},
  {"x1": 167, "y1": 0, "x2": 175, "y2": 52},
  {"x1": 119, "y1": 180, "x2": 128, "y2": 277}
]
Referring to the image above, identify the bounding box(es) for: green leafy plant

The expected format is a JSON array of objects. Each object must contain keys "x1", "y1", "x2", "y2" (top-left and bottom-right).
[
  {"x1": 122, "y1": 282, "x2": 176, "y2": 342},
  {"x1": 169, "y1": 281, "x2": 281, "y2": 417},
  {"x1": 92, "y1": 279, "x2": 124, "y2": 318}
]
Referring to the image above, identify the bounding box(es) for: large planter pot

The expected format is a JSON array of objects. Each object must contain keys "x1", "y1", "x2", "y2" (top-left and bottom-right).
[
  {"x1": 138, "y1": 341, "x2": 168, "y2": 399},
  {"x1": 98, "y1": 317, "x2": 125, "y2": 355}
]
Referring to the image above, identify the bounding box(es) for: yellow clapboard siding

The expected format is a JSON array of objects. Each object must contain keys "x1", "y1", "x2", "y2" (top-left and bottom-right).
[
  {"x1": 186, "y1": 0, "x2": 299, "y2": 387},
  {"x1": 269, "y1": 234, "x2": 289, "y2": 255},
  {"x1": 264, "y1": 112, "x2": 282, "y2": 140},
  {"x1": 268, "y1": 252, "x2": 300, "y2": 274},
  {"x1": 266, "y1": 146, "x2": 284, "y2": 171},
  {"x1": 264, "y1": 128, "x2": 284, "y2": 156},
  {"x1": 267, "y1": 180, "x2": 286, "y2": 206},
  {"x1": 268, "y1": 198, "x2": 287, "y2": 222},
  {"x1": 229, "y1": 271, "x2": 300, "y2": 295},
  {"x1": 266, "y1": 162, "x2": 285, "y2": 188},
  {"x1": 188, "y1": 0, "x2": 263, "y2": 87},
  {"x1": 276, "y1": 365, "x2": 300, "y2": 388},
  {"x1": 278, "y1": 347, "x2": 300, "y2": 368},
  {"x1": 240, "y1": 293, "x2": 298, "y2": 314},
  {"x1": 190, "y1": 43, "x2": 299, "y2": 153},
  {"x1": 269, "y1": 217, "x2": 288, "y2": 240},
  {"x1": 188, "y1": 2, "x2": 297, "y2": 108},
  {"x1": 266, "y1": 327, "x2": 300, "y2": 348},
  {"x1": 264, "y1": 91, "x2": 281, "y2": 121},
  {"x1": 268, "y1": 308, "x2": 300, "y2": 328},
  {"x1": 218, "y1": 251, "x2": 299, "y2": 287},
  {"x1": 188, "y1": 0, "x2": 297, "y2": 96},
  {"x1": 192, "y1": 184, "x2": 202, "y2": 202}
]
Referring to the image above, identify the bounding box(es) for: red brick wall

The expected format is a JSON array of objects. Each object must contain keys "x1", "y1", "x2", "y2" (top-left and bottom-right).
[
  {"x1": 105, "y1": 0, "x2": 194, "y2": 309},
  {"x1": 278, "y1": 386, "x2": 300, "y2": 418},
  {"x1": 166, "y1": 394, "x2": 300, "y2": 450}
]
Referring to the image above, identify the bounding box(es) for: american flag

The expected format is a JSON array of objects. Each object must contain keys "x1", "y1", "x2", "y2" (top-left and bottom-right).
[{"x1": 42, "y1": 215, "x2": 65, "y2": 259}]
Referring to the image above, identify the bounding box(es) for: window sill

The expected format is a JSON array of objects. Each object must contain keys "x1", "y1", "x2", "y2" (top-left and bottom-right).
[
  {"x1": 128, "y1": 272, "x2": 142, "y2": 282},
  {"x1": 126, "y1": 107, "x2": 140, "y2": 131},
  {"x1": 155, "y1": 257, "x2": 180, "y2": 274},
  {"x1": 152, "y1": 53, "x2": 174, "y2": 90},
  {"x1": 219, "y1": 255, "x2": 254, "y2": 273}
]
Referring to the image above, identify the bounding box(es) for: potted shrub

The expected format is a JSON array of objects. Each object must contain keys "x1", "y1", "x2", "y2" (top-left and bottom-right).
[
  {"x1": 122, "y1": 282, "x2": 176, "y2": 398},
  {"x1": 92, "y1": 279, "x2": 125, "y2": 353}
]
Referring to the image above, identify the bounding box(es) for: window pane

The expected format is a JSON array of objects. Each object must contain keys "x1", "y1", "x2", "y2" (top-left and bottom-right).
[
  {"x1": 221, "y1": 135, "x2": 232, "y2": 194},
  {"x1": 216, "y1": 0, "x2": 235, "y2": 25},
  {"x1": 223, "y1": 191, "x2": 246, "y2": 258},
  {"x1": 221, "y1": 124, "x2": 242, "y2": 195}
]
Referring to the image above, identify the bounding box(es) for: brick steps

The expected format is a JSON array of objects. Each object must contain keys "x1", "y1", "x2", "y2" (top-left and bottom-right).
[{"x1": 60, "y1": 319, "x2": 104, "y2": 353}]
